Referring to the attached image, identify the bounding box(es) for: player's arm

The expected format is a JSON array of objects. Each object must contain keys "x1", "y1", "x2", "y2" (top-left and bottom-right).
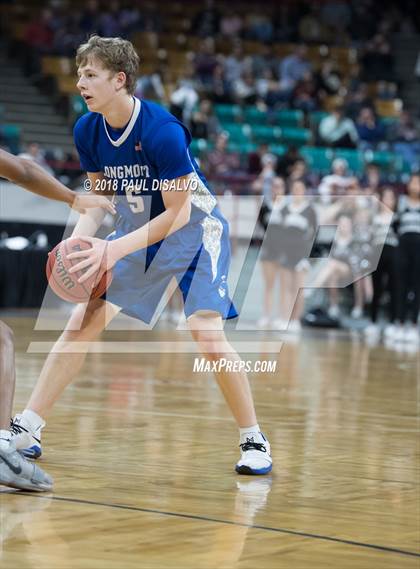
[
  {"x1": 68, "y1": 174, "x2": 192, "y2": 283},
  {"x1": 0, "y1": 149, "x2": 115, "y2": 214},
  {"x1": 71, "y1": 172, "x2": 112, "y2": 237}
]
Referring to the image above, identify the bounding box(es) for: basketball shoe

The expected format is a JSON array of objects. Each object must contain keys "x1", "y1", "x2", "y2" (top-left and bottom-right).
[
  {"x1": 0, "y1": 440, "x2": 52, "y2": 491},
  {"x1": 236, "y1": 432, "x2": 272, "y2": 475},
  {"x1": 10, "y1": 414, "x2": 44, "y2": 459}
]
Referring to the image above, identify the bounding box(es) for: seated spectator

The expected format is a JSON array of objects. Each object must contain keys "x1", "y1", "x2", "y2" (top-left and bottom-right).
[
  {"x1": 318, "y1": 158, "x2": 352, "y2": 203},
  {"x1": 223, "y1": 44, "x2": 246, "y2": 83},
  {"x1": 356, "y1": 107, "x2": 386, "y2": 149},
  {"x1": 279, "y1": 45, "x2": 312, "y2": 92},
  {"x1": 318, "y1": 106, "x2": 359, "y2": 148},
  {"x1": 206, "y1": 64, "x2": 233, "y2": 104},
  {"x1": 190, "y1": 99, "x2": 220, "y2": 140},
  {"x1": 276, "y1": 145, "x2": 303, "y2": 178},
  {"x1": 345, "y1": 83, "x2": 373, "y2": 120},
  {"x1": 315, "y1": 61, "x2": 343, "y2": 97},
  {"x1": 248, "y1": 143, "x2": 269, "y2": 175},
  {"x1": 362, "y1": 34, "x2": 394, "y2": 81},
  {"x1": 292, "y1": 71, "x2": 319, "y2": 112},
  {"x1": 233, "y1": 71, "x2": 258, "y2": 105},
  {"x1": 204, "y1": 133, "x2": 241, "y2": 178},
  {"x1": 193, "y1": 38, "x2": 218, "y2": 86},
  {"x1": 220, "y1": 10, "x2": 243, "y2": 39},
  {"x1": 391, "y1": 111, "x2": 420, "y2": 168},
  {"x1": 376, "y1": 81, "x2": 398, "y2": 101},
  {"x1": 169, "y1": 75, "x2": 199, "y2": 123},
  {"x1": 135, "y1": 70, "x2": 165, "y2": 103},
  {"x1": 18, "y1": 142, "x2": 54, "y2": 176},
  {"x1": 251, "y1": 153, "x2": 277, "y2": 200},
  {"x1": 361, "y1": 163, "x2": 385, "y2": 192}
]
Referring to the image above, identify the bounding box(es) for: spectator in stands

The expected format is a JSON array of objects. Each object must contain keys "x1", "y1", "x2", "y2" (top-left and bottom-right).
[
  {"x1": 345, "y1": 83, "x2": 374, "y2": 121},
  {"x1": 18, "y1": 143, "x2": 53, "y2": 176},
  {"x1": 169, "y1": 73, "x2": 199, "y2": 123},
  {"x1": 233, "y1": 71, "x2": 258, "y2": 105},
  {"x1": 245, "y1": 13, "x2": 274, "y2": 43},
  {"x1": 315, "y1": 61, "x2": 343, "y2": 98},
  {"x1": 220, "y1": 10, "x2": 243, "y2": 39},
  {"x1": 361, "y1": 163, "x2": 384, "y2": 192},
  {"x1": 251, "y1": 153, "x2": 277, "y2": 200},
  {"x1": 298, "y1": 4, "x2": 328, "y2": 44},
  {"x1": 24, "y1": 9, "x2": 54, "y2": 53},
  {"x1": 135, "y1": 69, "x2": 165, "y2": 103},
  {"x1": 223, "y1": 44, "x2": 246, "y2": 83},
  {"x1": 98, "y1": 2, "x2": 124, "y2": 37},
  {"x1": 391, "y1": 111, "x2": 420, "y2": 169},
  {"x1": 206, "y1": 63, "x2": 233, "y2": 104},
  {"x1": 190, "y1": 99, "x2": 220, "y2": 140},
  {"x1": 318, "y1": 106, "x2": 359, "y2": 148},
  {"x1": 79, "y1": 0, "x2": 101, "y2": 35},
  {"x1": 279, "y1": 45, "x2": 312, "y2": 92},
  {"x1": 193, "y1": 0, "x2": 221, "y2": 38},
  {"x1": 376, "y1": 81, "x2": 398, "y2": 101},
  {"x1": 356, "y1": 107, "x2": 386, "y2": 149},
  {"x1": 292, "y1": 71, "x2": 319, "y2": 113},
  {"x1": 318, "y1": 158, "x2": 351, "y2": 203},
  {"x1": 276, "y1": 145, "x2": 303, "y2": 178},
  {"x1": 248, "y1": 143, "x2": 269, "y2": 175},
  {"x1": 362, "y1": 34, "x2": 394, "y2": 82},
  {"x1": 204, "y1": 132, "x2": 241, "y2": 178},
  {"x1": 193, "y1": 38, "x2": 218, "y2": 86}
]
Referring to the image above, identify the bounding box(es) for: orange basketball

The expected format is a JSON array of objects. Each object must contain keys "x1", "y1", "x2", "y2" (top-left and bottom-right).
[{"x1": 46, "y1": 237, "x2": 113, "y2": 303}]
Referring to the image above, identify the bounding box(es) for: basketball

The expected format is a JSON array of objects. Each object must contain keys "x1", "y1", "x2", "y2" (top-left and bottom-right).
[{"x1": 46, "y1": 237, "x2": 113, "y2": 303}]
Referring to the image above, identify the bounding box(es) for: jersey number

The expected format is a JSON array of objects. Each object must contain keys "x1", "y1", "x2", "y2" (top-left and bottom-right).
[{"x1": 126, "y1": 186, "x2": 144, "y2": 213}]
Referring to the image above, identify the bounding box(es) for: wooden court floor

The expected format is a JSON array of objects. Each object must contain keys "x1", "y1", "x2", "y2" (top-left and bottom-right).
[{"x1": 0, "y1": 315, "x2": 419, "y2": 569}]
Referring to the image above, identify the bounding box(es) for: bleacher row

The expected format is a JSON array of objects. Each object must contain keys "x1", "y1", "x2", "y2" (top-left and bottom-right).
[{"x1": 2, "y1": 11, "x2": 410, "y2": 178}]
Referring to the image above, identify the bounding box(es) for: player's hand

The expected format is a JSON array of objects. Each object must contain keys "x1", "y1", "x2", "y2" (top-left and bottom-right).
[
  {"x1": 72, "y1": 194, "x2": 116, "y2": 215},
  {"x1": 67, "y1": 237, "x2": 118, "y2": 284}
]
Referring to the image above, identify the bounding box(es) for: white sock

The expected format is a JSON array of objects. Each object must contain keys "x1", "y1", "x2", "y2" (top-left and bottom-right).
[
  {"x1": 22, "y1": 409, "x2": 45, "y2": 432},
  {"x1": 0, "y1": 429, "x2": 11, "y2": 451},
  {"x1": 239, "y1": 424, "x2": 260, "y2": 440}
]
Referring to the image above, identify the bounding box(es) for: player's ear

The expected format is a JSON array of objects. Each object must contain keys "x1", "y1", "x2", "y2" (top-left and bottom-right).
[{"x1": 114, "y1": 71, "x2": 127, "y2": 92}]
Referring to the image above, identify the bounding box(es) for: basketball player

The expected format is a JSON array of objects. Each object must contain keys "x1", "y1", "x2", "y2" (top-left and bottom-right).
[
  {"x1": 10, "y1": 35, "x2": 272, "y2": 475},
  {"x1": 0, "y1": 148, "x2": 115, "y2": 491}
]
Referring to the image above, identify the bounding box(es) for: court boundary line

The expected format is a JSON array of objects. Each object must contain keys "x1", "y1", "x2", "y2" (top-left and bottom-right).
[{"x1": 7, "y1": 492, "x2": 420, "y2": 559}]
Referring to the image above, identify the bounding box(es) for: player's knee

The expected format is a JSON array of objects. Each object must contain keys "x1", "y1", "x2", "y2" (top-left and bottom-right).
[
  {"x1": 0, "y1": 321, "x2": 14, "y2": 348},
  {"x1": 191, "y1": 329, "x2": 228, "y2": 360}
]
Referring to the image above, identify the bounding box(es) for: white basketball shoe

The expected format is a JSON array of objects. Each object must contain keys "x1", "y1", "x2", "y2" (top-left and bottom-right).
[
  {"x1": 235, "y1": 432, "x2": 272, "y2": 475},
  {"x1": 10, "y1": 414, "x2": 44, "y2": 459}
]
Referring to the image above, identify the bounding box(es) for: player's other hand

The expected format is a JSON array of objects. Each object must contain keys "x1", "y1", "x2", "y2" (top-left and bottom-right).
[
  {"x1": 67, "y1": 237, "x2": 118, "y2": 284},
  {"x1": 72, "y1": 194, "x2": 116, "y2": 215}
]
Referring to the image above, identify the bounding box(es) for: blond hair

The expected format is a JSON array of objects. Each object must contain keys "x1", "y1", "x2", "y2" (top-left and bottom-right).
[{"x1": 76, "y1": 35, "x2": 140, "y2": 95}]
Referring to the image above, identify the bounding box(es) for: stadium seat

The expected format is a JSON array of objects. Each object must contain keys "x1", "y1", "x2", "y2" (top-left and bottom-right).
[
  {"x1": 300, "y1": 146, "x2": 334, "y2": 173},
  {"x1": 243, "y1": 107, "x2": 268, "y2": 124},
  {"x1": 268, "y1": 144, "x2": 287, "y2": 156},
  {"x1": 251, "y1": 124, "x2": 282, "y2": 144},
  {"x1": 364, "y1": 149, "x2": 396, "y2": 169},
  {"x1": 227, "y1": 141, "x2": 258, "y2": 153},
  {"x1": 334, "y1": 148, "x2": 365, "y2": 174},
  {"x1": 279, "y1": 127, "x2": 311, "y2": 146},
  {"x1": 274, "y1": 109, "x2": 304, "y2": 127},
  {"x1": 70, "y1": 94, "x2": 88, "y2": 119},
  {"x1": 221, "y1": 123, "x2": 252, "y2": 142},
  {"x1": 214, "y1": 104, "x2": 241, "y2": 122}
]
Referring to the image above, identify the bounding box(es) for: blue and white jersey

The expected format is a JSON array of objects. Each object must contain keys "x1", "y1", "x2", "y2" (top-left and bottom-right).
[{"x1": 73, "y1": 98, "x2": 223, "y2": 230}]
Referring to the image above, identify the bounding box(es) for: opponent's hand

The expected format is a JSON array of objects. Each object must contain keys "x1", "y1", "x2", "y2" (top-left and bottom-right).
[
  {"x1": 72, "y1": 194, "x2": 116, "y2": 215},
  {"x1": 67, "y1": 237, "x2": 119, "y2": 284}
]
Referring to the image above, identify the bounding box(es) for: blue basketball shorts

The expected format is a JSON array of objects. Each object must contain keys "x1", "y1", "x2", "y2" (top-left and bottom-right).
[{"x1": 103, "y1": 214, "x2": 238, "y2": 324}]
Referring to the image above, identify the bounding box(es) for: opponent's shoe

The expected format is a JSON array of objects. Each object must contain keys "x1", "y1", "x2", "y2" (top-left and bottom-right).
[
  {"x1": 10, "y1": 414, "x2": 44, "y2": 459},
  {"x1": 235, "y1": 432, "x2": 272, "y2": 475},
  {"x1": 0, "y1": 442, "x2": 52, "y2": 491}
]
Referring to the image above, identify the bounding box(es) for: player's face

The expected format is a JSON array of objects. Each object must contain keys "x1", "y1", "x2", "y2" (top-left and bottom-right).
[{"x1": 77, "y1": 58, "x2": 125, "y2": 113}]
